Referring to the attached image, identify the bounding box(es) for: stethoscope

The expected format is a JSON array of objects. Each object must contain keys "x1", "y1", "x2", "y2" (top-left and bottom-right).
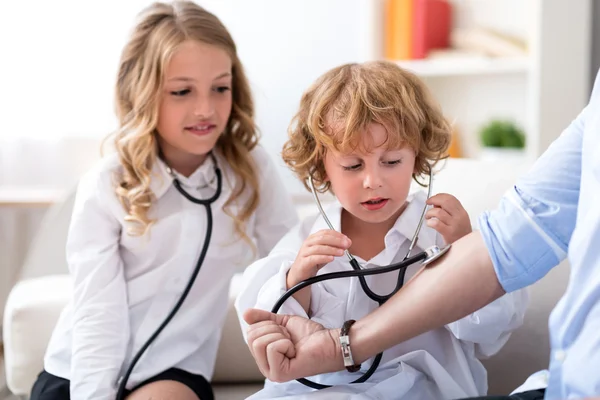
[
  {"x1": 270, "y1": 165, "x2": 451, "y2": 390},
  {"x1": 115, "y1": 153, "x2": 222, "y2": 400}
]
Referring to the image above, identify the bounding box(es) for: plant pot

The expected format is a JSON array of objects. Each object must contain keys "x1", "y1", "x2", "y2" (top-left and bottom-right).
[{"x1": 479, "y1": 147, "x2": 526, "y2": 162}]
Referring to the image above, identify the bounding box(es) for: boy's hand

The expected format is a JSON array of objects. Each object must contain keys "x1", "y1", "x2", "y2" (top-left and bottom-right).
[
  {"x1": 425, "y1": 194, "x2": 472, "y2": 245},
  {"x1": 286, "y1": 229, "x2": 351, "y2": 289}
]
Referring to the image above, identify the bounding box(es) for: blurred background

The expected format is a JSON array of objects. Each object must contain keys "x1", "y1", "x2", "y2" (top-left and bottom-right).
[{"x1": 0, "y1": 0, "x2": 596, "y2": 395}]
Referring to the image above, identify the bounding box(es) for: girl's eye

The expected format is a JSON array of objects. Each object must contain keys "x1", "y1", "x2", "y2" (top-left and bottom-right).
[
  {"x1": 385, "y1": 159, "x2": 402, "y2": 165},
  {"x1": 170, "y1": 89, "x2": 191, "y2": 96},
  {"x1": 342, "y1": 164, "x2": 362, "y2": 171},
  {"x1": 214, "y1": 86, "x2": 231, "y2": 93}
]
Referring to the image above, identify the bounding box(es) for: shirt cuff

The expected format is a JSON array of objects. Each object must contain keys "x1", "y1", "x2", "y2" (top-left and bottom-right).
[
  {"x1": 479, "y1": 188, "x2": 564, "y2": 293},
  {"x1": 255, "y1": 260, "x2": 309, "y2": 317},
  {"x1": 309, "y1": 285, "x2": 345, "y2": 329}
]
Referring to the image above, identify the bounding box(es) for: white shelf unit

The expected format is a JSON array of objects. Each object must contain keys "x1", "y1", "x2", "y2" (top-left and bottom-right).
[
  {"x1": 388, "y1": 0, "x2": 592, "y2": 160},
  {"x1": 397, "y1": 56, "x2": 531, "y2": 78}
]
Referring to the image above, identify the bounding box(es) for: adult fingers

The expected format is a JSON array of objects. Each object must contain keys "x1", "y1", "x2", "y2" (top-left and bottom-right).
[
  {"x1": 250, "y1": 332, "x2": 292, "y2": 377},
  {"x1": 244, "y1": 308, "x2": 289, "y2": 326}
]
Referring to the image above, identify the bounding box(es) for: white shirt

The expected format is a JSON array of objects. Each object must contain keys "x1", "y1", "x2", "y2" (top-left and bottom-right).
[
  {"x1": 235, "y1": 191, "x2": 529, "y2": 400},
  {"x1": 43, "y1": 146, "x2": 298, "y2": 400}
]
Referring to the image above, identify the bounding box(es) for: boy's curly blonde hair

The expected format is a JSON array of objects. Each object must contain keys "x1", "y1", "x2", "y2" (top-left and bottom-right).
[
  {"x1": 108, "y1": 1, "x2": 259, "y2": 240},
  {"x1": 282, "y1": 61, "x2": 451, "y2": 193}
]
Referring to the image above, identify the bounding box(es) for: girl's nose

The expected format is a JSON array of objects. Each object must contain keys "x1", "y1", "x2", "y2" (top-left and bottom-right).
[{"x1": 193, "y1": 96, "x2": 215, "y2": 119}]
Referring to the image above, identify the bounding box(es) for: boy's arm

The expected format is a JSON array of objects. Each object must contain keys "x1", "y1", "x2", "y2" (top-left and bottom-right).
[
  {"x1": 235, "y1": 214, "x2": 350, "y2": 337},
  {"x1": 235, "y1": 215, "x2": 315, "y2": 340},
  {"x1": 250, "y1": 146, "x2": 299, "y2": 257}
]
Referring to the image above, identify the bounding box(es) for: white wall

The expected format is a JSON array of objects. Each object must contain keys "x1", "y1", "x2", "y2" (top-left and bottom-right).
[
  {"x1": 201, "y1": 0, "x2": 384, "y2": 197},
  {"x1": 0, "y1": 0, "x2": 384, "y2": 198}
]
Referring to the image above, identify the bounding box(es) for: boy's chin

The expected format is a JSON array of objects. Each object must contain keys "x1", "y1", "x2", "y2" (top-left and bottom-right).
[{"x1": 348, "y1": 208, "x2": 399, "y2": 225}]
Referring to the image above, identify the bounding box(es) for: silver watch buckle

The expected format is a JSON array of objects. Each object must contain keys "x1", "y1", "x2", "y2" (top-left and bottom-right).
[{"x1": 339, "y1": 334, "x2": 355, "y2": 367}]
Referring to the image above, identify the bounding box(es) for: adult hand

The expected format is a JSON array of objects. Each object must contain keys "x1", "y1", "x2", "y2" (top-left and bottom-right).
[{"x1": 244, "y1": 308, "x2": 344, "y2": 382}]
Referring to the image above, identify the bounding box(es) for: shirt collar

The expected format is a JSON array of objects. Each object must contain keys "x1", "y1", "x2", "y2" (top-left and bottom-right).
[
  {"x1": 150, "y1": 153, "x2": 219, "y2": 199},
  {"x1": 387, "y1": 191, "x2": 438, "y2": 251}
]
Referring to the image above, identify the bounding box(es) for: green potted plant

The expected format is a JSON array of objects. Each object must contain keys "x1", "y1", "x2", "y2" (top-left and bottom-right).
[{"x1": 479, "y1": 119, "x2": 526, "y2": 161}]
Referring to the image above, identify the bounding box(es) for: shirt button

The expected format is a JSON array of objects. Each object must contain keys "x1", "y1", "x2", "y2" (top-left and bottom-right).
[{"x1": 554, "y1": 349, "x2": 567, "y2": 362}]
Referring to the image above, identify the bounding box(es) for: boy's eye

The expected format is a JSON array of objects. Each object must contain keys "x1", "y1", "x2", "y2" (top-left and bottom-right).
[
  {"x1": 170, "y1": 89, "x2": 191, "y2": 96},
  {"x1": 385, "y1": 159, "x2": 402, "y2": 165},
  {"x1": 342, "y1": 163, "x2": 362, "y2": 171},
  {"x1": 214, "y1": 86, "x2": 231, "y2": 93}
]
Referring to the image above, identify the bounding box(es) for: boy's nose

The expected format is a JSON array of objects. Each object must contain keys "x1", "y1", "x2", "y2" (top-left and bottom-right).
[{"x1": 362, "y1": 169, "x2": 383, "y2": 189}]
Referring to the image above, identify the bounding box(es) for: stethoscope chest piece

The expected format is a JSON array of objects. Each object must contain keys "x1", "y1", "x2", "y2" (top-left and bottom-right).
[{"x1": 421, "y1": 244, "x2": 451, "y2": 266}]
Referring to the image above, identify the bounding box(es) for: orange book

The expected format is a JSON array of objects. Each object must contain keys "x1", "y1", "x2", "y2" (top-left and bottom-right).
[
  {"x1": 447, "y1": 128, "x2": 462, "y2": 158},
  {"x1": 385, "y1": 0, "x2": 414, "y2": 60}
]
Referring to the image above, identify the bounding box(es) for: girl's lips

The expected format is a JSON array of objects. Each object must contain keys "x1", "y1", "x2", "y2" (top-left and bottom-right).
[
  {"x1": 361, "y1": 198, "x2": 388, "y2": 211},
  {"x1": 185, "y1": 124, "x2": 216, "y2": 136}
]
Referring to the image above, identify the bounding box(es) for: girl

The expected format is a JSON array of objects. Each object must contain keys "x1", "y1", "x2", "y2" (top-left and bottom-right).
[
  {"x1": 30, "y1": 2, "x2": 297, "y2": 399},
  {"x1": 235, "y1": 61, "x2": 528, "y2": 399}
]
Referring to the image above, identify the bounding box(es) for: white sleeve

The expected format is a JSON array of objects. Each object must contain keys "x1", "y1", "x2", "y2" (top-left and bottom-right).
[
  {"x1": 235, "y1": 218, "x2": 350, "y2": 338},
  {"x1": 236, "y1": 214, "x2": 320, "y2": 341},
  {"x1": 67, "y1": 168, "x2": 129, "y2": 400},
  {"x1": 251, "y1": 146, "x2": 299, "y2": 257},
  {"x1": 306, "y1": 283, "x2": 347, "y2": 329},
  {"x1": 441, "y1": 227, "x2": 530, "y2": 357},
  {"x1": 446, "y1": 288, "x2": 529, "y2": 358}
]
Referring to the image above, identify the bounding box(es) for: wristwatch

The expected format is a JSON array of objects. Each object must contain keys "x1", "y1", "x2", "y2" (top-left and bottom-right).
[{"x1": 339, "y1": 319, "x2": 361, "y2": 372}]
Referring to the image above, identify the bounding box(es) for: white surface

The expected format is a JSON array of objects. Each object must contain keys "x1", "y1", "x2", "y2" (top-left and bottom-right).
[
  {"x1": 3, "y1": 276, "x2": 72, "y2": 396},
  {"x1": 0, "y1": 187, "x2": 65, "y2": 207},
  {"x1": 528, "y1": 0, "x2": 592, "y2": 156}
]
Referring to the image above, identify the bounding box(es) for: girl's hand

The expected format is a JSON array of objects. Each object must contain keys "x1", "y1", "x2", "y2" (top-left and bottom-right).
[
  {"x1": 286, "y1": 229, "x2": 351, "y2": 289},
  {"x1": 425, "y1": 194, "x2": 472, "y2": 245}
]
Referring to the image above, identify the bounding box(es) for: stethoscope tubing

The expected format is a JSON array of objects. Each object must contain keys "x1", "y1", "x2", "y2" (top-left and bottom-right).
[
  {"x1": 271, "y1": 250, "x2": 427, "y2": 313},
  {"x1": 115, "y1": 158, "x2": 222, "y2": 400},
  {"x1": 277, "y1": 165, "x2": 436, "y2": 389},
  {"x1": 270, "y1": 250, "x2": 427, "y2": 390}
]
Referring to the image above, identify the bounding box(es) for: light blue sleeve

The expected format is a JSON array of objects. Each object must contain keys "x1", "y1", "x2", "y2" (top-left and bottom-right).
[{"x1": 478, "y1": 106, "x2": 587, "y2": 293}]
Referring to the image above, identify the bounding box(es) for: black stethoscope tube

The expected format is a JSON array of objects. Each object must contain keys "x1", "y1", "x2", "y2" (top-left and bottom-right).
[
  {"x1": 115, "y1": 163, "x2": 222, "y2": 400},
  {"x1": 270, "y1": 250, "x2": 428, "y2": 389},
  {"x1": 271, "y1": 251, "x2": 427, "y2": 314}
]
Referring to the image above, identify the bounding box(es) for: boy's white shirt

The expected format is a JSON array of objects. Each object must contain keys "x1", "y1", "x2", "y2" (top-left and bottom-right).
[
  {"x1": 43, "y1": 145, "x2": 298, "y2": 400},
  {"x1": 235, "y1": 191, "x2": 529, "y2": 400}
]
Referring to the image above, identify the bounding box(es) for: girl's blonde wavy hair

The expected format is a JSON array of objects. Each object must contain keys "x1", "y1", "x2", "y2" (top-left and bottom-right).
[
  {"x1": 282, "y1": 61, "x2": 451, "y2": 193},
  {"x1": 109, "y1": 1, "x2": 259, "y2": 240}
]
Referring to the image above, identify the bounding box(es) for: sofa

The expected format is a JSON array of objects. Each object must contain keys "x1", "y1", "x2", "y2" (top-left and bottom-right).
[{"x1": 3, "y1": 158, "x2": 570, "y2": 399}]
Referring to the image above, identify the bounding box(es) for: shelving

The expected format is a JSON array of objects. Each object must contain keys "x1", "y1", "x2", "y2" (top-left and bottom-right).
[
  {"x1": 386, "y1": 0, "x2": 592, "y2": 160},
  {"x1": 396, "y1": 56, "x2": 530, "y2": 78}
]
